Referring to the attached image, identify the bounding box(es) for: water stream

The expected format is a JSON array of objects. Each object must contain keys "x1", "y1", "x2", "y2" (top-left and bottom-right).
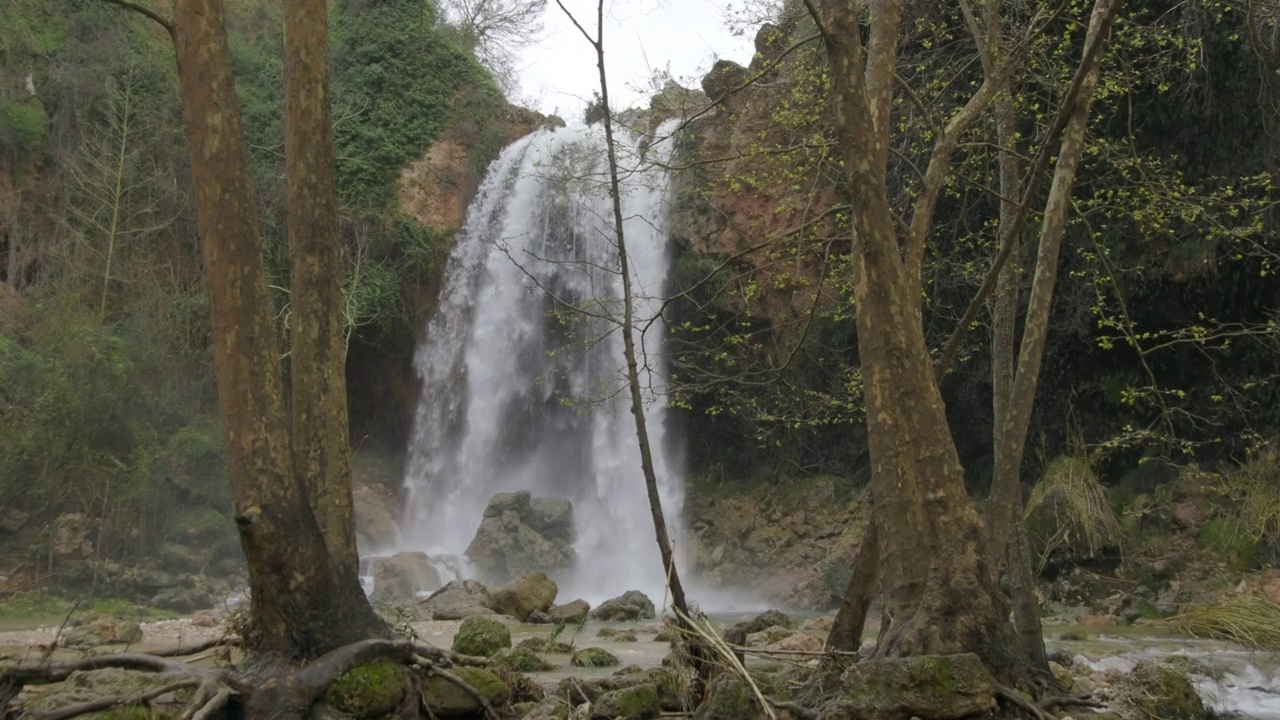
[{"x1": 396, "y1": 121, "x2": 685, "y2": 603}]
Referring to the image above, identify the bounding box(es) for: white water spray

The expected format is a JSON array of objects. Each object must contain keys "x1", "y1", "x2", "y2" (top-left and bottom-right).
[{"x1": 398, "y1": 121, "x2": 685, "y2": 603}]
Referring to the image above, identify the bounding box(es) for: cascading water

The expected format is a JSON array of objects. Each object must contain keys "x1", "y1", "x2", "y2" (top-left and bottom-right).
[{"x1": 398, "y1": 120, "x2": 685, "y2": 603}]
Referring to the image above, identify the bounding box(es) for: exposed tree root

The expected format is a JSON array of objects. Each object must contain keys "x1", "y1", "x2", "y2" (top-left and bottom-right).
[
  {"x1": 150, "y1": 637, "x2": 242, "y2": 658},
  {"x1": 1040, "y1": 694, "x2": 1106, "y2": 710},
  {"x1": 994, "y1": 682, "x2": 1057, "y2": 720},
  {"x1": 1, "y1": 638, "x2": 492, "y2": 720}
]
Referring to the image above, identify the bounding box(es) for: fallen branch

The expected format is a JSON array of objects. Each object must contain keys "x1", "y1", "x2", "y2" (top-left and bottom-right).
[
  {"x1": 27, "y1": 679, "x2": 199, "y2": 720},
  {"x1": 994, "y1": 682, "x2": 1058, "y2": 720},
  {"x1": 150, "y1": 636, "x2": 241, "y2": 658}
]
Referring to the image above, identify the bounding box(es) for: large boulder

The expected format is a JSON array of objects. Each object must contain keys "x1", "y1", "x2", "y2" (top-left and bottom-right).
[
  {"x1": 820, "y1": 654, "x2": 997, "y2": 720},
  {"x1": 370, "y1": 552, "x2": 441, "y2": 605},
  {"x1": 423, "y1": 667, "x2": 510, "y2": 717},
  {"x1": 590, "y1": 590, "x2": 656, "y2": 621},
  {"x1": 465, "y1": 491, "x2": 575, "y2": 584},
  {"x1": 452, "y1": 615, "x2": 511, "y2": 657},
  {"x1": 416, "y1": 579, "x2": 495, "y2": 620},
  {"x1": 550, "y1": 599, "x2": 591, "y2": 623},
  {"x1": 490, "y1": 571, "x2": 558, "y2": 621},
  {"x1": 352, "y1": 483, "x2": 400, "y2": 551},
  {"x1": 594, "y1": 684, "x2": 661, "y2": 720}
]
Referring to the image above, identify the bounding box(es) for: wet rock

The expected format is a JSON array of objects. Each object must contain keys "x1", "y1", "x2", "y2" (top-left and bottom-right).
[
  {"x1": 590, "y1": 590, "x2": 656, "y2": 621},
  {"x1": 490, "y1": 571, "x2": 557, "y2": 621},
  {"x1": 571, "y1": 647, "x2": 621, "y2": 668},
  {"x1": 452, "y1": 615, "x2": 511, "y2": 657},
  {"x1": 466, "y1": 491, "x2": 575, "y2": 584},
  {"x1": 371, "y1": 551, "x2": 441, "y2": 606},
  {"x1": 325, "y1": 661, "x2": 406, "y2": 718},
  {"x1": 26, "y1": 668, "x2": 198, "y2": 716},
  {"x1": 523, "y1": 698, "x2": 573, "y2": 720},
  {"x1": 764, "y1": 632, "x2": 822, "y2": 656},
  {"x1": 423, "y1": 666, "x2": 510, "y2": 717},
  {"x1": 528, "y1": 610, "x2": 555, "y2": 624},
  {"x1": 1123, "y1": 663, "x2": 1210, "y2": 720},
  {"x1": 821, "y1": 653, "x2": 996, "y2": 720},
  {"x1": 693, "y1": 673, "x2": 750, "y2": 720},
  {"x1": 493, "y1": 646, "x2": 555, "y2": 672},
  {"x1": 519, "y1": 637, "x2": 574, "y2": 654},
  {"x1": 594, "y1": 684, "x2": 660, "y2": 720},
  {"x1": 417, "y1": 579, "x2": 495, "y2": 620},
  {"x1": 550, "y1": 599, "x2": 591, "y2": 623}
]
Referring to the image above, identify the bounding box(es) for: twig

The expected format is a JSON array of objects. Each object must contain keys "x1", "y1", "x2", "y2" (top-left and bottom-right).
[{"x1": 27, "y1": 679, "x2": 199, "y2": 720}]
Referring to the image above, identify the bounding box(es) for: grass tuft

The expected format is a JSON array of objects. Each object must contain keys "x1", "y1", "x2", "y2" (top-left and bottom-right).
[
  {"x1": 1171, "y1": 593, "x2": 1280, "y2": 650},
  {"x1": 1026, "y1": 455, "x2": 1124, "y2": 570}
]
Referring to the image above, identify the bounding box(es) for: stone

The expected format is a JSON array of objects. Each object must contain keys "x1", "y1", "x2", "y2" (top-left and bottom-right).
[
  {"x1": 590, "y1": 590, "x2": 656, "y2": 621},
  {"x1": 594, "y1": 684, "x2": 661, "y2": 720},
  {"x1": 731, "y1": 609, "x2": 793, "y2": 636},
  {"x1": 466, "y1": 491, "x2": 575, "y2": 584},
  {"x1": 325, "y1": 662, "x2": 406, "y2": 718},
  {"x1": 63, "y1": 616, "x2": 143, "y2": 646},
  {"x1": 754, "y1": 23, "x2": 785, "y2": 61},
  {"x1": 493, "y1": 646, "x2": 555, "y2": 672},
  {"x1": 693, "y1": 673, "x2": 750, "y2": 720},
  {"x1": 764, "y1": 632, "x2": 822, "y2": 655},
  {"x1": 370, "y1": 551, "x2": 441, "y2": 605},
  {"x1": 490, "y1": 571, "x2": 558, "y2": 621},
  {"x1": 423, "y1": 667, "x2": 510, "y2": 717},
  {"x1": 701, "y1": 59, "x2": 748, "y2": 103},
  {"x1": 352, "y1": 483, "x2": 400, "y2": 551},
  {"x1": 820, "y1": 654, "x2": 997, "y2": 720},
  {"x1": 746, "y1": 625, "x2": 795, "y2": 646},
  {"x1": 452, "y1": 615, "x2": 511, "y2": 657},
  {"x1": 191, "y1": 611, "x2": 219, "y2": 628},
  {"x1": 52, "y1": 513, "x2": 93, "y2": 559},
  {"x1": 802, "y1": 615, "x2": 835, "y2": 632},
  {"x1": 550, "y1": 599, "x2": 590, "y2": 623},
  {"x1": 527, "y1": 610, "x2": 554, "y2": 624},
  {"x1": 417, "y1": 579, "x2": 495, "y2": 620},
  {"x1": 571, "y1": 647, "x2": 621, "y2": 668},
  {"x1": 522, "y1": 698, "x2": 573, "y2": 720},
  {"x1": 1050, "y1": 661, "x2": 1074, "y2": 691},
  {"x1": 1123, "y1": 663, "x2": 1209, "y2": 720}
]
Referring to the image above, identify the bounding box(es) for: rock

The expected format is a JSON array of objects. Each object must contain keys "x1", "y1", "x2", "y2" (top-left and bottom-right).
[
  {"x1": 594, "y1": 684, "x2": 661, "y2": 720},
  {"x1": 764, "y1": 632, "x2": 822, "y2": 655},
  {"x1": 1050, "y1": 661, "x2": 1074, "y2": 691},
  {"x1": 490, "y1": 571, "x2": 558, "y2": 621},
  {"x1": 802, "y1": 615, "x2": 835, "y2": 632},
  {"x1": 151, "y1": 587, "x2": 212, "y2": 614},
  {"x1": 519, "y1": 637, "x2": 574, "y2": 654},
  {"x1": 550, "y1": 599, "x2": 591, "y2": 623},
  {"x1": 493, "y1": 646, "x2": 555, "y2": 672},
  {"x1": 191, "y1": 611, "x2": 219, "y2": 628},
  {"x1": 423, "y1": 666, "x2": 510, "y2": 717},
  {"x1": 452, "y1": 615, "x2": 511, "y2": 657},
  {"x1": 590, "y1": 590, "x2": 656, "y2": 621},
  {"x1": 1123, "y1": 663, "x2": 1209, "y2": 720},
  {"x1": 571, "y1": 647, "x2": 621, "y2": 668},
  {"x1": 746, "y1": 625, "x2": 795, "y2": 646},
  {"x1": 754, "y1": 23, "x2": 785, "y2": 61},
  {"x1": 821, "y1": 654, "x2": 996, "y2": 720},
  {"x1": 693, "y1": 673, "x2": 750, "y2": 720},
  {"x1": 371, "y1": 551, "x2": 441, "y2": 605},
  {"x1": 528, "y1": 610, "x2": 555, "y2": 624},
  {"x1": 52, "y1": 513, "x2": 93, "y2": 559},
  {"x1": 0, "y1": 508, "x2": 28, "y2": 534},
  {"x1": 522, "y1": 698, "x2": 573, "y2": 720},
  {"x1": 731, "y1": 609, "x2": 793, "y2": 636},
  {"x1": 701, "y1": 59, "x2": 748, "y2": 103},
  {"x1": 352, "y1": 483, "x2": 400, "y2": 551},
  {"x1": 466, "y1": 491, "x2": 575, "y2": 584},
  {"x1": 325, "y1": 662, "x2": 406, "y2": 718},
  {"x1": 417, "y1": 579, "x2": 495, "y2": 620},
  {"x1": 63, "y1": 616, "x2": 143, "y2": 646},
  {"x1": 1172, "y1": 500, "x2": 1205, "y2": 529}
]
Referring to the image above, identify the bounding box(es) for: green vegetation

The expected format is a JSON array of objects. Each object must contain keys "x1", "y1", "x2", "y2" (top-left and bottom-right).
[
  {"x1": 1025, "y1": 456, "x2": 1125, "y2": 571},
  {"x1": 325, "y1": 662, "x2": 406, "y2": 718},
  {"x1": 452, "y1": 615, "x2": 512, "y2": 656},
  {"x1": 1173, "y1": 594, "x2": 1280, "y2": 650},
  {"x1": 570, "y1": 647, "x2": 621, "y2": 668}
]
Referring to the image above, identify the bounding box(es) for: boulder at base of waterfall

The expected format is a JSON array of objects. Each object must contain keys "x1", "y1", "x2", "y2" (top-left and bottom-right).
[
  {"x1": 416, "y1": 579, "x2": 495, "y2": 620},
  {"x1": 550, "y1": 599, "x2": 590, "y2": 623},
  {"x1": 490, "y1": 571, "x2": 558, "y2": 621},
  {"x1": 452, "y1": 615, "x2": 511, "y2": 657},
  {"x1": 589, "y1": 590, "x2": 656, "y2": 621},
  {"x1": 819, "y1": 653, "x2": 997, "y2": 720},
  {"x1": 370, "y1": 551, "x2": 442, "y2": 605},
  {"x1": 465, "y1": 491, "x2": 575, "y2": 585}
]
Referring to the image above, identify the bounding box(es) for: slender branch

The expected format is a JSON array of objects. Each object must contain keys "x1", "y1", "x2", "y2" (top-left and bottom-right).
[
  {"x1": 551, "y1": 0, "x2": 596, "y2": 46},
  {"x1": 96, "y1": 0, "x2": 173, "y2": 32}
]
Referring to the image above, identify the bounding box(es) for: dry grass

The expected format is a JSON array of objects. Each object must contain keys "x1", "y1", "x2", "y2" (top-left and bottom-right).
[
  {"x1": 1171, "y1": 593, "x2": 1280, "y2": 650},
  {"x1": 1025, "y1": 455, "x2": 1124, "y2": 571}
]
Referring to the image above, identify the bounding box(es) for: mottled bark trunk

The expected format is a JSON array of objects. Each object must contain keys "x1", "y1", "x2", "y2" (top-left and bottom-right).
[
  {"x1": 826, "y1": 522, "x2": 878, "y2": 652},
  {"x1": 820, "y1": 0, "x2": 1019, "y2": 678},
  {"x1": 284, "y1": 0, "x2": 360, "y2": 581},
  {"x1": 170, "y1": 0, "x2": 384, "y2": 659}
]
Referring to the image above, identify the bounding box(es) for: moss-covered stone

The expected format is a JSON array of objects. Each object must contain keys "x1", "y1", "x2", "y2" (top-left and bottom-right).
[
  {"x1": 521, "y1": 697, "x2": 572, "y2": 719},
  {"x1": 820, "y1": 653, "x2": 996, "y2": 720},
  {"x1": 423, "y1": 666, "x2": 511, "y2": 717},
  {"x1": 570, "y1": 647, "x2": 620, "y2": 668},
  {"x1": 27, "y1": 669, "x2": 197, "y2": 718},
  {"x1": 594, "y1": 684, "x2": 661, "y2": 719},
  {"x1": 452, "y1": 615, "x2": 512, "y2": 657},
  {"x1": 324, "y1": 661, "x2": 406, "y2": 718},
  {"x1": 692, "y1": 673, "x2": 750, "y2": 720},
  {"x1": 518, "y1": 637, "x2": 573, "y2": 654},
  {"x1": 493, "y1": 646, "x2": 555, "y2": 672},
  {"x1": 1126, "y1": 663, "x2": 1212, "y2": 720},
  {"x1": 644, "y1": 667, "x2": 690, "y2": 711}
]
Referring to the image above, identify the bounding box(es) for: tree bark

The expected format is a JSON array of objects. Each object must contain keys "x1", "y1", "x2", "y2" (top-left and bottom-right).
[
  {"x1": 284, "y1": 0, "x2": 360, "y2": 581},
  {"x1": 826, "y1": 522, "x2": 878, "y2": 652},
  {"x1": 170, "y1": 0, "x2": 384, "y2": 659}
]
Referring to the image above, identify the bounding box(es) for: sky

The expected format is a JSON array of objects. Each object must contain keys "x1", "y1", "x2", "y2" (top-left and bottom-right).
[{"x1": 512, "y1": 0, "x2": 756, "y2": 118}]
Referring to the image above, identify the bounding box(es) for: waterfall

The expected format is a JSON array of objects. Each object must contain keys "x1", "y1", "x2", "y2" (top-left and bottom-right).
[{"x1": 399, "y1": 121, "x2": 684, "y2": 604}]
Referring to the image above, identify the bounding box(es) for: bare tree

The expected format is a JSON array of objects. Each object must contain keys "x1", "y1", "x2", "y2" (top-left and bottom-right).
[{"x1": 441, "y1": 0, "x2": 546, "y2": 93}]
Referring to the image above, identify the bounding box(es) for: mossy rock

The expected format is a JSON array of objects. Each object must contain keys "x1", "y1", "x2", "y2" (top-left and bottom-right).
[
  {"x1": 1126, "y1": 663, "x2": 1212, "y2": 720},
  {"x1": 571, "y1": 647, "x2": 620, "y2": 668},
  {"x1": 520, "y1": 697, "x2": 572, "y2": 719},
  {"x1": 692, "y1": 673, "x2": 750, "y2": 720},
  {"x1": 325, "y1": 662, "x2": 406, "y2": 718},
  {"x1": 452, "y1": 615, "x2": 511, "y2": 657},
  {"x1": 821, "y1": 653, "x2": 996, "y2": 720},
  {"x1": 493, "y1": 646, "x2": 554, "y2": 672},
  {"x1": 517, "y1": 637, "x2": 573, "y2": 654},
  {"x1": 594, "y1": 684, "x2": 661, "y2": 719},
  {"x1": 644, "y1": 667, "x2": 689, "y2": 711},
  {"x1": 27, "y1": 669, "x2": 196, "y2": 717},
  {"x1": 423, "y1": 666, "x2": 511, "y2": 717}
]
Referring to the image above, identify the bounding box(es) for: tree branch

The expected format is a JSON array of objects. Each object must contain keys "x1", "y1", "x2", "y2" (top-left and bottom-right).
[{"x1": 96, "y1": 0, "x2": 173, "y2": 32}]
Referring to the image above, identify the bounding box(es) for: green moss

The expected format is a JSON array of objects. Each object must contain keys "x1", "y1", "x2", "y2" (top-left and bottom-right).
[
  {"x1": 423, "y1": 667, "x2": 510, "y2": 716},
  {"x1": 593, "y1": 684, "x2": 660, "y2": 719},
  {"x1": 452, "y1": 615, "x2": 511, "y2": 657},
  {"x1": 571, "y1": 647, "x2": 621, "y2": 668},
  {"x1": 324, "y1": 662, "x2": 406, "y2": 719},
  {"x1": 493, "y1": 646, "x2": 554, "y2": 672}
]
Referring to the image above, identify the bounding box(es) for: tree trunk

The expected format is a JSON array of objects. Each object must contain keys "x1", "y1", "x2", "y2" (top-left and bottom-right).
[
  {"x1": 170, "y1": 0, "x2": 384, "y2": 659},
  {"x1": 284, "y1": 0, "x2": 360, "y2": 581},
  {"x1": 826, "y1": 522, "x2": 878, "y2": 652}
]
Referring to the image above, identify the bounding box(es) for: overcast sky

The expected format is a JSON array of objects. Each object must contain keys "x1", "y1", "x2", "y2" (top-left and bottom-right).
[{"x1": 513, "y1": 0, "x2": 755, "y2": 118}]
